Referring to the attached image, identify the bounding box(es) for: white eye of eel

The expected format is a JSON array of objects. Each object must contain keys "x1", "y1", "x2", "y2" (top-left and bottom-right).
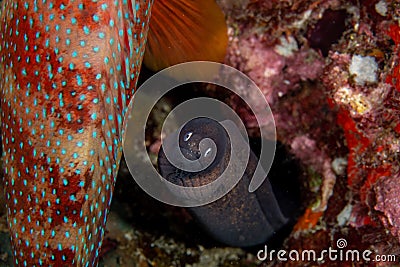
[
  {"x1": 183, "y1": 131, "x2": 193, "y2": 141},
  {"x1": 204, "y1": 147, "x2": 212, "y2": 157}
]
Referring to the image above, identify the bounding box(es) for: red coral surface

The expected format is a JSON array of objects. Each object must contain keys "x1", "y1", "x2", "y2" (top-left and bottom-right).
[{"x1": 219, "y1": 0, "x2": 400, "y2": 263}]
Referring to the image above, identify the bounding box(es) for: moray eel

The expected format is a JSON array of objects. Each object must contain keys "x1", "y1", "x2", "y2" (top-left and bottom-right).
[
  {"x1": 0, "y1": 0, "x2": 227, "y2": 266},
  {"x1": 158, "y1": 117, "x2": 294, "y2": 247}
]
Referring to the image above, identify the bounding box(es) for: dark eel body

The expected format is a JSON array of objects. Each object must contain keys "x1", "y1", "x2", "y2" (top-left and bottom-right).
[{"x1": 158, "y1": 117, "x2": 298, "y2": 247}]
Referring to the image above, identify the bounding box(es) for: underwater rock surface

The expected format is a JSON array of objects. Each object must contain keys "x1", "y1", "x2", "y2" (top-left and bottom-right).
[{"x1": 220, "y1": 0, "x2": 400, "y2": 265}]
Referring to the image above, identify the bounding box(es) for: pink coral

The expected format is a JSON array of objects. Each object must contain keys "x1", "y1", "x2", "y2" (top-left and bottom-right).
[
  {"x1": 374, "y1": 174, "x2": 400, "y2": 240},
  {"x1": 218, "y1": 0, "x2": 400, "y2": 256}
]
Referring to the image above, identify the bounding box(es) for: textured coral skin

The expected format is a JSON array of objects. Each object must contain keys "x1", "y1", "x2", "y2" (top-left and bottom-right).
[
  {"x1": 323, "y1": 20, "x2": 400, "y2": 227},
  {"x1": 0, "y1": 0, "x2": 152, "y2": 265},
  {"x1": 217, "y1": 0, "x2": 400, "y2": 263}
]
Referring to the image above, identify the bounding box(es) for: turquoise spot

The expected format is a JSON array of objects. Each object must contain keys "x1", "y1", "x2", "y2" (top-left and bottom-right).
[
  {"x1": 76, "y1": 75, "x2": 82, "y2": 86},
  {"x1": 93, "y1": 14, "x2": 99, "y2": 22}
]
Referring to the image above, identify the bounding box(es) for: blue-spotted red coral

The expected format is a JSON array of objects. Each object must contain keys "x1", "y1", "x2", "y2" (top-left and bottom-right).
[
  {"x1": 0, "y1": 0, "x2": 229, "y2": 265},
  {"x1": 0, "y1": 0, "x2": 152, "y2": 265}
]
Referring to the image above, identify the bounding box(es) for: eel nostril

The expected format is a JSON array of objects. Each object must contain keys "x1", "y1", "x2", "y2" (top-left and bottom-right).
[{"x1": 194, "y1": 150, "x2": 201, "y2": 159}]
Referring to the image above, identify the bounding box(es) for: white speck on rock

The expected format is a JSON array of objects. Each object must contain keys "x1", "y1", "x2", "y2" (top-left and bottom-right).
[
  {"x1": 349, "y1": 55, "x2": 378, "y2": 85},
  {"x1": 124, "y1": 231, "x2": 134, "y2": 241},
  {"x1": 263, "y1": 66, "x2": 279, "y2": 78},
  {"x1": 337, "y1": 204, "x2": 353, "y2": 226},
  {"x1": 292, "y1": 9, "x2": 312, "y2": 29},
  {"x1": 332, "y1": 157, "x2": 348, "y2": 176},
  {"x1": 375, "y1": 0, "x2": 388, "y2": 16},
  {"x1": 274, "y1": 36, "x2": 298, "y2": 57}
]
